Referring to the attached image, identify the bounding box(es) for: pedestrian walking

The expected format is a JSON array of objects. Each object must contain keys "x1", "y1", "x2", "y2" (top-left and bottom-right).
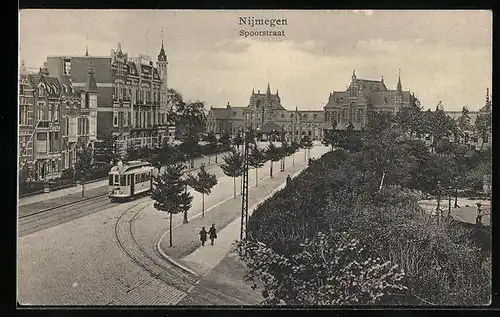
[
  {"x1": 209, "y1": 223, "x2": 217, "y2": 245},
  {"x1": 199, "y1": 227, "x2": 208, "y2": 246},
  {"x1": 476, "y1": 202, "x2": 483, "y2": 226},
  {"x1": 286, "y1": 174, "x2": 292, "y2": 186}
]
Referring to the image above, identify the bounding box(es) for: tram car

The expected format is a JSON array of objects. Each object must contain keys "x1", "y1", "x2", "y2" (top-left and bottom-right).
[{"x1": 108, "y1": 160, "x2": 153, "y2": 201}]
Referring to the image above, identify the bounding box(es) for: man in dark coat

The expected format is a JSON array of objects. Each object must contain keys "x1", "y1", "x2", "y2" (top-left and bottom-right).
[
  {"x1": 208, "y1": 223, "x2": 217, "y2": 245},
  {"x1": 286, "y1": 175, "x2": 292, "y2": 186},
  {"x1": 199, "y1": 227, "x2": 208, "y2": 246}
]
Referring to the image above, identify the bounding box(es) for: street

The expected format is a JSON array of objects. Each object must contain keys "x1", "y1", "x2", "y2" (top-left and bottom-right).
[{"x1": 17, "y1": 145, "x2": 327, "y2": 305}]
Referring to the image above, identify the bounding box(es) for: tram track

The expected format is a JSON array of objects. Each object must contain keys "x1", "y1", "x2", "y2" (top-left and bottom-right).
[
  {"x1": 109, "y1": 200, "x2": 198, "y2": 305},
  {"x1": 18, "y1": 195, "x2": 118, "y2": 237}
]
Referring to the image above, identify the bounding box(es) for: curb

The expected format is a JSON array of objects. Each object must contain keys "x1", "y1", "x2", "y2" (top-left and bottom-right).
[
  {"x1": 155, "y1": 147, "x2": 327, "y2": 276},
  {"x1": 156, "y1": 237, "x2": 199, "y2": 276}
]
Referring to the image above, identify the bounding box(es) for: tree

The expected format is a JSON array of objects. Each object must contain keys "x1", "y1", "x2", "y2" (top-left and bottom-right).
[
  {"x1": 248, "y1": 145, "x2": 266, "y2": 187},
  {"x1": 220, "y1": 131, "x2": 231, "y2": 149},
  {"x1": 280, "y1": 140, "x2": 291, "y2": 172},
  {"x1": 232, "y1": 132, "x2": 244, "y2": 153},
  {"x1": 187, "y1": 164, "x2": 218, "y2": 218},
  {"x1": 362, "y1": 112, "x2": 410, "y2": 191},
  {"x1": 151, "y1": 163, "x2": 193, "y2": 247},
  {"x1": 179, "y1": 131, "x2": 201, "y2": 169},
  {"x1": 205, "y1": 131, "x2": 218, "y2": 163},
  {"x1": 322, "y1": 129, "x2": 339, "y2": 151},
  {"x1": 265, "y1": 141, "x2": 281, "y2": 178},
  {"x1": 457, "y1": 106, "x2": 472, "y2": 145},
  {"x1": 475, "y1": 112, "x2": 492, "y2": 151},
  {"x1": 395, "y1": 99, "x2": 424, "y2": 139},
  {"x1": 74, "y1": 144, "x2": 93, "y2": 198},
  {"x1": 220, "y1": 148, "x2": 244, "y2": 199},
  {"x1": 151, "y1": 145, "x2": 183, "y2": 175},
  {"x1": 171, "y1": 101, "x2": 207, "y2": 139},
  {"x1": 125, "y1": 147, "x2": 140, "y2": 161},
  {"x1": 290, "y1": 140, "x2": 300, "y2": 166},
  {"x1": 300, "y1": 135, "x2": 314, "y2": 161}
]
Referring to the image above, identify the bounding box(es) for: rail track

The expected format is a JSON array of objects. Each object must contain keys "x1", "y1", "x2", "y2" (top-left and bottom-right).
[
  {"x1": 108, "y1": 200, "x2": 198, "y2": 305},
  {"x1": 18, "y1": 194, "x2": 117, "y2": 237}
]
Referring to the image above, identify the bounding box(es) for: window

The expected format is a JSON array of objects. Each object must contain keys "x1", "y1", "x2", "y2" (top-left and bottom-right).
[
  {"x1": 109, "y1": 175, "x2": 114, "y2": 185},
  {"x1": 85, "y1": 117, "x2": 90, "y2": 135},
  {"x1": 65, "y1": 117, "x2": 69, "y2": 135},
  {"x1": 38, "y1": 86, "x2": 44, "y2": 97},
  {"x1": 341, "y1": 109, "x2": 347, "y2": 122},
  {"x1": 37, "y1": 132, "x2": 47, "y2": 140},
  {"x1": 85, "y1": 93, "x2": 89, "y2": 108},
  {"x1": 54, "y1": 104, "x2": 59, "y2": 122},
  {"x1": 120, "y1": 175, "x2": 126, "y2": 186},
  {"x1": 128, "y1": 111, "x2": 132, "y2": 126},
  {"x1": 63, "y1": 59, "x2": 71, "y2": 75},
  {"x1": 124, "y1": 111, "x2": 128, "y2": 126},
  {"x1": 113, "y1": 110, "x2": 118, "y2": 127},
  {"x1": 332, "y1": 111, "x2": 337, "y2": 123},
  {"x1": 114, "y1": 175, "x2": 119, "y2": 184}
]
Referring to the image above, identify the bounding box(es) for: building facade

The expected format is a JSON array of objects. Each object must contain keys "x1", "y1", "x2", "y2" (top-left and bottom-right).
[
  {"x1": 46, "y1": 40, "x2": 173, "y2": 158},
  {"x1": 323, "y1": 70, "x2": 413, "y2": 131},
  {"x1": 206, "y1": 84, "x2": 324, "y2": 141},
  {"x1": 18, "y1": 59, "x2": 99, "y2": 181}
]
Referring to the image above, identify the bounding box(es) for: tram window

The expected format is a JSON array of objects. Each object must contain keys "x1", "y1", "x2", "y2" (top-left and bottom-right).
[
  {"x1": 120, "y1": 175, "x2": 126, "y2": 186},
  {"x1": 128, "y1": 175, "x2": 132, "y2": 184},
  {"x1": 135, "y1": 174, "x2": 140, "y2": 183},
  {"x1": 109, "y1": 175, "x2": 113, "y2": 185},
  {"x1": 114, "y1": 175, "x2": 119, "y2": 184}
]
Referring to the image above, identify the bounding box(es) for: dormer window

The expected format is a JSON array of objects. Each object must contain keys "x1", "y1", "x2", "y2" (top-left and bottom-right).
[{"x1": 38, "y1": 86, "x2": 44, "y2": 97}]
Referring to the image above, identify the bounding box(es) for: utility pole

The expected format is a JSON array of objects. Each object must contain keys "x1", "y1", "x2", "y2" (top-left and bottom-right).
[{"x1": 240, "y1": 127, "x2": 250, "y2": 241}]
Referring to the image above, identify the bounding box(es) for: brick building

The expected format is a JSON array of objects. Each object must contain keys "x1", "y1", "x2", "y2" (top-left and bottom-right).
[
  {"x1": 46, "y1": 40, "x2": 173, "y2": 158},
  {"x1": 18, "y1": 58, "x2": 99, "y2": 181},
  {"x1": 323, "y1": 70, "x2": 413, "y2": 131},
  {"x1": 206, "y1": 84, "x2": 324, "y2": 141}
]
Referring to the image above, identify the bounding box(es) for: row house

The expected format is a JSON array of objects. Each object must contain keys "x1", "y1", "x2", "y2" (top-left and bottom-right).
[
  {"x1": 59, "y1": 62, "x2": 99, "y2": 170},
  {"x1": 18, "y1": 60, "x2": 99, "y2": 181},
  {"x1": 46, "y1": 40, "x2": 173, "y2": 159},
  {"x1": 23, "y1": 70, "x2": 62, "y2": 180},
  {"x1": 19, "y1": 62, "x2": 36, "y2": 171}
]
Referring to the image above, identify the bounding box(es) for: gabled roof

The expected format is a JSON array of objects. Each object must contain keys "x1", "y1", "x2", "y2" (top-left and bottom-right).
[
  {"x1": 210, "y1": 108, "x2": 230, "y2": 119},
  {"x1": 356, "y1": 79, "x2": 388, "y2": 92}
]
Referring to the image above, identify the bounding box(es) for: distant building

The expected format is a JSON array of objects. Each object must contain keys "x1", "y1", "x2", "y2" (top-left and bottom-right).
[
  {"x1": 444, "y1": 88, "x2": 492, "y2": 150},
  {"x1": 207, "y1": 84, "x2": 324, "y2": 141},
  {"x1": 323, "y1": 70, "x2": 414, "y2": 131}
]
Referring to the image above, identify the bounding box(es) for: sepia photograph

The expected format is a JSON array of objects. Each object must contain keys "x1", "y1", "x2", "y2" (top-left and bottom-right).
[{"x1": 17, "y1": 9, "x2": 492, "y2": 306}]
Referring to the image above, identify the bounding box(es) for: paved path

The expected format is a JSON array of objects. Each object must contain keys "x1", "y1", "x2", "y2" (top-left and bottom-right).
[{"x1": 419, "y1": 198, "x2": 491, "y2": 226}]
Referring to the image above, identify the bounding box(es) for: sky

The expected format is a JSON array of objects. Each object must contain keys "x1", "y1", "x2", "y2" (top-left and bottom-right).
[{"x1": 19, "y1": 10, "x2": 492, "y2": 112}]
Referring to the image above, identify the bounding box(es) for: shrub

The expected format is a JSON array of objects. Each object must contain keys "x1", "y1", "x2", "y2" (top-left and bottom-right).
[{"x1": 239, "y1": 231, "x2": 407, "y2": 305}]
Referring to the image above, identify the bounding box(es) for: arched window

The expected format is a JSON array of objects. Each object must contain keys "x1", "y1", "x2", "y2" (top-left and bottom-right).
[
  {"x1": 332, "y1": 111, "x2": 337, "y2": 123},
  {"x1": 342, "y1": 108, "x2": 347, "y2": 123}
]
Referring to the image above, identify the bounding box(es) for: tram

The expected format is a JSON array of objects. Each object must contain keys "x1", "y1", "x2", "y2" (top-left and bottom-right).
[{"x1": 108, "y1": 160, "x2": 153, "y2": 201}]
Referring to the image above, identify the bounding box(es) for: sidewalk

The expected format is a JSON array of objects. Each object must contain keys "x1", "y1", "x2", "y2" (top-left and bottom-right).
[
  {"x1": 17, "y1": 153, "x2": 227, "y2": 210},
  {"x1": 158, "y1": 145, "x2": 329, "y2": 274}
]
